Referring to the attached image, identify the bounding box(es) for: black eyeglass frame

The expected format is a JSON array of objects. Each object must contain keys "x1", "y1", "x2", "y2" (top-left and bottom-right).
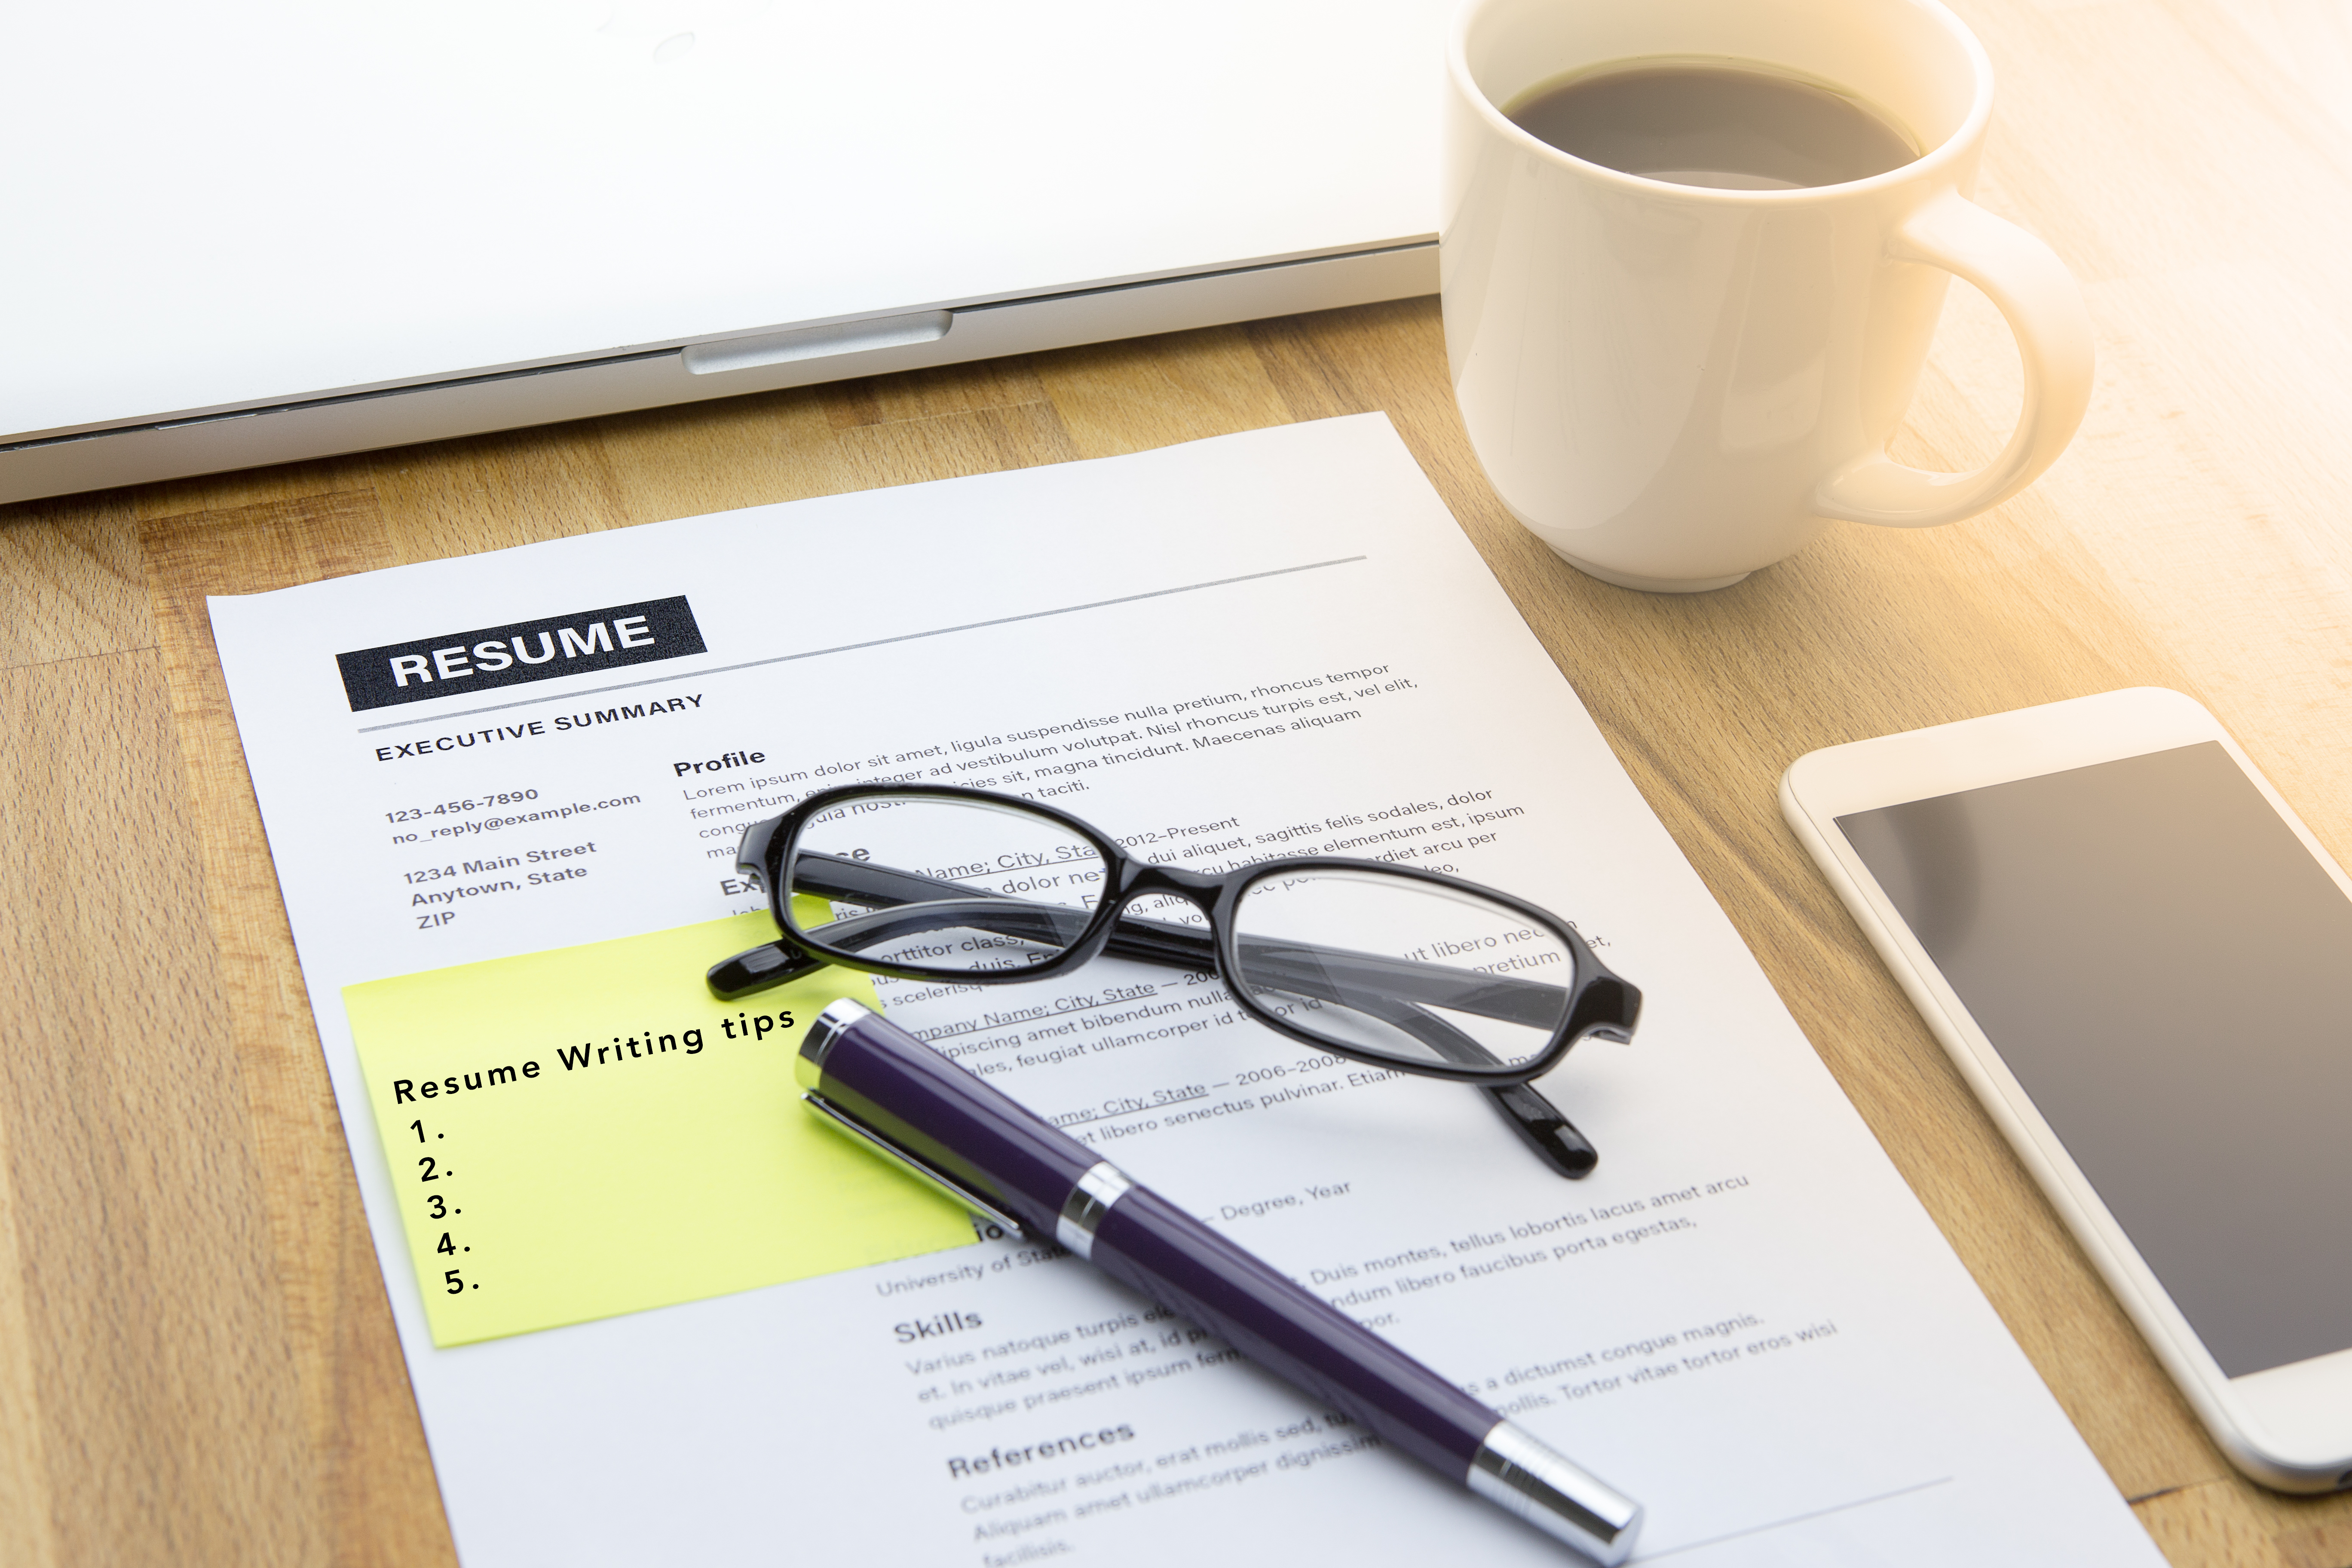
[{"x1": 730, "y1": 782, "x2": 1640, "y2": 1090}]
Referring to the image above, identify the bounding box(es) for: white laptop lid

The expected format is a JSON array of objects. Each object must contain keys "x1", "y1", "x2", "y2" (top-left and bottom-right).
[{"x1": 6, "y1": 0, "x2": 1448, "y2": 444}]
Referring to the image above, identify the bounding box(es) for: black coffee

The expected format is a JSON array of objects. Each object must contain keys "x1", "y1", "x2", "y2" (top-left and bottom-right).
[{"x1": 1507, "y1": 61, "x2": 1917, "y2": 190}]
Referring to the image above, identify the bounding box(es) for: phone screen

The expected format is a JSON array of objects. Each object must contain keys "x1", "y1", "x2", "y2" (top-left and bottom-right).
[{"x1": 1838, "y1": 741, "x2": 2352, "y2": 1378}]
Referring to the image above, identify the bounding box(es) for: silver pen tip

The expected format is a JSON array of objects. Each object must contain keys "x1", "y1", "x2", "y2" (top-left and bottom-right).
[{"x1": 1467, "y1": 1420, "x2": 1642, "y2": 1565}]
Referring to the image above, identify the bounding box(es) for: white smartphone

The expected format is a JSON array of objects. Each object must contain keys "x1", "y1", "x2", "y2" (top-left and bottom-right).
[{"x1": 1781, "y1": 687, "x2": 2352, "y2": 1492}]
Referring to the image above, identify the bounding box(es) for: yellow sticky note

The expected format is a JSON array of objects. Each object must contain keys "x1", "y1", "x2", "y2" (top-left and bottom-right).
[{"x1": 345, "y1": 910, "x2": 977, "y2": 1346}]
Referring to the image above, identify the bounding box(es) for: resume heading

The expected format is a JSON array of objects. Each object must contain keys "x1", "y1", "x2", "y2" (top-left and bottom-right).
[{"x1": 336, "y1": 596, "x2": 706, "y2": 712}]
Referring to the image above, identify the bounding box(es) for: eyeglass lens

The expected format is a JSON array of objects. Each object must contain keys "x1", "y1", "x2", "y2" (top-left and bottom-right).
[
  {"x1": 1231, "y1": 867, "x2": 1573, "y2": 1071},
  {"x1": 781, "y1": 791, "x2": 1576, "y2": 1075},
  {"x1": 786, "y1": 793, "x2": 1110, "y2": 974}
]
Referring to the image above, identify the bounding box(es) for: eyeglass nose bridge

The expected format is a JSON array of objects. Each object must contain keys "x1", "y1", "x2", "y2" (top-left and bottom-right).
[{"x1": 1106, "y1": 859, "x2": 1225, "y2": 921}]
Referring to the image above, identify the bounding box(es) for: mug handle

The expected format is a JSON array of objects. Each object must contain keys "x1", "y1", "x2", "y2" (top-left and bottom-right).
[{"x1": 1813, "y1": 189, "x2": 2095, "y2": 530}]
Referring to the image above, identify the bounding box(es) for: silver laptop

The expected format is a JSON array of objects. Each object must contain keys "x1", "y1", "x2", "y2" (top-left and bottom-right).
[{"x1": 1, "y1": 0, "x2": 1448, "y2": 505}]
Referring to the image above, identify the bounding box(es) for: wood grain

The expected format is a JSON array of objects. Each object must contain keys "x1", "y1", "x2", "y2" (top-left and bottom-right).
[
  {"x1": 0, "y1": 652, "x2": 303, "y2": 1564},
  {"x1": 4, "y1": 0, "x2": 2352, "y2": 1559},
  {"x1": 139, "y1": 492, "x2": 456, "y2": 1568}
]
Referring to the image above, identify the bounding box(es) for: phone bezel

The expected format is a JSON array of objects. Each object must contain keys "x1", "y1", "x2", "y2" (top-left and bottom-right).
[{"x1": 1781, "y1": 686, "x2": 2352, "y2": 1493}]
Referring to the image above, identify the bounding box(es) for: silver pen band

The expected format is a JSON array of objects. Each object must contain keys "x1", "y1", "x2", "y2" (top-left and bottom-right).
[
  {"x1": 1054, "y1": 1161, "x2": 1135, "y2": 1259},
  {"x1": 1467, "y1": 1419, "x2": 1644, "y2": 1565}
]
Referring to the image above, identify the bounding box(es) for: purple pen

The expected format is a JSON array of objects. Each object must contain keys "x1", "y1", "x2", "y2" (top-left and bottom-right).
[{"x1": 796, "y1": 998, "x2": 1643, "y2": 1564}]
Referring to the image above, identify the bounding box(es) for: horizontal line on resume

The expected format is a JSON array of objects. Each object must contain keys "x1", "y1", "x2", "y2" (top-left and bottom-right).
[
  {"x1": 1638, "y1": 1476, "x2": 1954, "y2": 1561},
  {"x1": 352, "y1": 555, "x2": 1368, "y2": 735}
]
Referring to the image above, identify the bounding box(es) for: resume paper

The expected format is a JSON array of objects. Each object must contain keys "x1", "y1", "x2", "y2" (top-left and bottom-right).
[{"x1": 208, "y1": 415, "x2": 2162, "y2": 1565}]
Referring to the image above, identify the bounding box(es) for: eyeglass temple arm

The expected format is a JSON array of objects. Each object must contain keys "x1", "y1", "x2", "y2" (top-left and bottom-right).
[
  {"x1": 707, "y1": 850, "x2": 1271, "y2": 998},
  {"x1": 772, "y1": 851, "x2": 1225, "y2": 971},
  {"x1": 707, "y1": 897, "x2": 1079, "y2": 1000},
  {"x1": 739, "y1": 851, "x2": 1633, "y2": 1033},
  {"x1": 1341, "y1": 992, "x2": 1600, "y2": 1179},
  {"x1": 707, "y1": 887, "x2": 1229, "y2": 1002},
  {"x1": 707, "y1": 853, "x2": 1640, "y2": 1050},
  {"x1": 706, "y1": 847, "x2": 1620, "y2": 1185},
  {"x1": 1233, "y1": 936, "x2": 1638, "y2": 1042},
  {"x1": 787, "y1": 900, "x2": 1606, "y2": 1178},
  {"x1": 756, "y1": 897, "x2": 1605, "y2": 1178},
  {"x1": 772, "y1": 898, "x2": 1596, "y2": 1071}
]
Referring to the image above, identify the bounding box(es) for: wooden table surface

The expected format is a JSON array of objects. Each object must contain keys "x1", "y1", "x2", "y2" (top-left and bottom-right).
[{"x1": 6, "y1": 0, "x2": 2352, "y2": 1562}]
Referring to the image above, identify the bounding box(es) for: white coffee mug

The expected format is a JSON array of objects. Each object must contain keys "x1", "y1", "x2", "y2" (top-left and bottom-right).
[{"x1": 1442, "y1": 0, "x2": 2094, "y2": 591}]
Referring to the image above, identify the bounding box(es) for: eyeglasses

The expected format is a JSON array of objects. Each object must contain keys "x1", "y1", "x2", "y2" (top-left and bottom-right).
[{"x1": 706, "y1": 784, "x2": 1641, "y2": 1177}]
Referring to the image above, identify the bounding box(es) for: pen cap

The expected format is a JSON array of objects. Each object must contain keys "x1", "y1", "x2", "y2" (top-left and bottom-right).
[{"x1": 797, "y1": 999, "x2": 1098, "y2": 1238}]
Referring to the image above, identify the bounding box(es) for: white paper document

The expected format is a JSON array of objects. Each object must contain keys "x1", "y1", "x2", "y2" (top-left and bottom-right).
[{"x1": 208, "y1": 415, "x2": 2160, "y2": 1565}]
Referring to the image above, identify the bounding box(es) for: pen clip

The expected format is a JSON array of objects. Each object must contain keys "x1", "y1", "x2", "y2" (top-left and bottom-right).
[{"x1": 802, "y1": 1093, "x2": 1032, "y2": 1240}]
